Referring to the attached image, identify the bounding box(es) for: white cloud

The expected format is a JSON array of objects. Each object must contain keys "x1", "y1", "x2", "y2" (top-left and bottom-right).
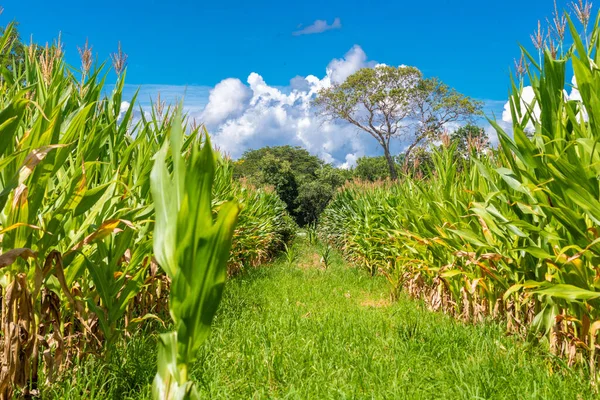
[
  {"x1": 569, "y1": 75, "x2": 581, "y2": 101},
  {"x1": 340, "y1": 153, "x2": 360, "y2": 170},
  {"x1": 119, "y1": 46, "x2": 503, "y2": 167},
  {"x1": 192, "y1": 45, "x2": 376, "y2": 164},
  {"x1": 293, "y1": 18, "x2": 342, "y2": 36},
  {"x1": 118, "y1": 101, "x2": 130, "y2": 120},
  {"x1": 326, "y1": 45, "x2": 374, "y2": 84},
  {"x1": 200, "y1": 78, "x2": 251, "y2": 126},
  {"x1": 501, "y1": 86, "x2": 540, "y2": 130}
]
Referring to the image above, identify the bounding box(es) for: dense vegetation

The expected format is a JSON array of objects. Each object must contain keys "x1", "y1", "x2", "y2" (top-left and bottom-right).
[
  {"x1": 234, "y1": 146, "x2": 349, "y2": 225},
  {"x1": 4, "y1": 2, "x2": 600, "y2": 398},
  {"x1": 313, "y1": 65, "x2": 483, "y2": 180},
  {"x1": 233, "y1": 124, "x2": 489, "y2": 226},
  {"x1": 320, "y1": 9, "x2": 600, "y2": 382},
  {"x1": 352, "y1": 124, "x2": 490, "y2": 181},
  {"x1": 0, "y1": 22, "x2": 293, "y2": 398},
  {"x1": 42, "y1": 239, "x2": 596, "y2": 399}
]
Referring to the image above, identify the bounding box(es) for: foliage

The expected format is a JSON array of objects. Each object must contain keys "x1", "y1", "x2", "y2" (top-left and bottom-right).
[
  {"x1": 41, "y1": 239, "x2": 596, "y2": 399},
  {"x1": 397, "y1": 146, "x2": 435, "y2": 178},
  {"x1": 320, "y1": 10, "x2": 600, "y2": 380},
  {"x1": 318, "y1": 244, "x2": 334, "y2": 269},
  {"x1": 234, "y1": 146, "x2": 348, "y2": 225},
  {"x1": 0, "y1": 21, "x2": 25, "y2": 75},
  {"x1": 450, "y1": 124, "x2": 490, "y2": 157},
  {"x1": 306, "y1": 224, "x2": 318, "y2": 245},
  {"x1": 295, "y1": 165, "x2": 348, "y2": 225},
  {"x1": 234, "y1": 145, "x2": 323, "y2": 183},
  {"x1": 314, "y1": 65, "x2": 482, "y2": 180},
  {"x1": 283, "y1": 242, "x2": 296, "y2": 266},
  {"x1": 351, "y1": 125, "x2": 488, "y2": 181},
  {"x1": 0, "y1": 25, "x2": 293, "y2": 397},
  {"x1": 353, "y1": 156, "x2": 394, "y2": 181},
  {"x1": 250, "y1": 153, "x2": 299, "y2": 217},
  {"x1": 151, "y1": 111, "x2": 240, "y2": 399},
  {"x1": 404, "y1": 77, "x2": 483, "y2": 164}
]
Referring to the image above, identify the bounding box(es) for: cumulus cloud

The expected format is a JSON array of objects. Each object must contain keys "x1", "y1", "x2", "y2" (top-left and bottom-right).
[
  {"x1": 200, "y1": 78, "x2": 251, "y2": 126},
  {"x1": 118, "y1": 101, "x2": 130, "y2": 120},
  {"x1": 119, "y1": 45, "x2": 501, "y2": 167},
  {"x1": 196, "y1": 45, "x2": 376, "y2": 163},
  {"x1": 501, "y1": 86, "x2": 540, "y2": 131},
  {"x1": 293, "y1": 18, "x2": 341, "y2": 36},
  {"x1": 326, "y1": 45, "x2": 375, "y2": 84}
]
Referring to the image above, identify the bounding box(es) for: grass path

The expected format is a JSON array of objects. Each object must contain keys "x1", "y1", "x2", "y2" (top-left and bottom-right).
[{"x1": 47, "y1": 239, "x2": 594, "y2": 399}]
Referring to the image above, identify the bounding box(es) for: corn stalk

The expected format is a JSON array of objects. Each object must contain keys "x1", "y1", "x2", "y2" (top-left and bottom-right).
[{"x1": 320, "y1": 10, "x2": 600, "y2": 381}]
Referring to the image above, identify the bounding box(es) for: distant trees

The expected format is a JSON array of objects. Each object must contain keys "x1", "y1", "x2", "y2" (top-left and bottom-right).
[
  {"x1": 234, "y1": 146, "x2": 323, "y2": 182},
  {"x1": 450, "y1": 124, "x2": 489, "y2": 157},
  {"x1": 234, "y1": 132, "x2": 489, "y2": 221},
  {"x1": 0, "y1": 21, "x2": 26, "y2": 78},
  {"x1": 313, "y1": 65, "x2": 482, "y2": 180},
  {"x1": 0, "y1": 19, "x2": 62, "y2": 83},
  {"x1": 234, "y1": 146, "x2": 349, "y2": 226},
  {"x1": 353, "y1": 156, "x2": 395, "y2": 181},
  {"x1": 353, "y1": 125, "x2": 489, "y2": 181},
  {"x1": 295, "y1": 166, "x2": 347, "y2": 225}
]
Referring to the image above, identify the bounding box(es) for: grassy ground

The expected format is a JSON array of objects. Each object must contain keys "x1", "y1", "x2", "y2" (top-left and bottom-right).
[{"x1": 44, "y1": 239, "x2": 595, "y2": 399}]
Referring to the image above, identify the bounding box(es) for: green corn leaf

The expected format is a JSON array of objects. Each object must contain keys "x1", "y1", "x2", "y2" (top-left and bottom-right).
[
  {"x1": 518, "y1": 246, "x2": 553, "y2": 260},
  {"x1": 151, "y1": 108, "x2": 240, "y2": 398},
  {"x1": 533, "y1": 284, "x2": 600, "y2": 302}
]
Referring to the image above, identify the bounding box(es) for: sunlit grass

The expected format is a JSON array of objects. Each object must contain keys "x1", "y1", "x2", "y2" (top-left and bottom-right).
[{"x1": 43, "y1": 239, "x2": 595, "y2": 399}]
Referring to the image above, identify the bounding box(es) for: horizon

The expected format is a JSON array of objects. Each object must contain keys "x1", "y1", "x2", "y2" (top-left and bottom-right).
[{"x1": 1, "y1": 0, "x2": 574, "y2": 166}]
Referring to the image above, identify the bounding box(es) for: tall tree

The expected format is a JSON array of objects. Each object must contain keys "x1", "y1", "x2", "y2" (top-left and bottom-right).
[
  {"x1": 404, "y1": 78, "x2": 483, "y2": 166},
  {"x1": 313, "y1": 65, "x2": 482, "y2": 180}
]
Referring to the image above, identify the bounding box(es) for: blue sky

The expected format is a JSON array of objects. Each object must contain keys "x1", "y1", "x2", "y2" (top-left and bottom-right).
[{"x1": 1, "y1": 0, "x2": 575, "y2": 164}]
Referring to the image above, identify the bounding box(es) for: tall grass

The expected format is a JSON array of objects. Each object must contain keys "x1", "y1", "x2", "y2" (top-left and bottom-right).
[
  {"x1": 0, "y1": 24, "x2": 294, "y2": 397},
  {"x1": 320, "y1": 10, "x2": 600, "y2": 380}
]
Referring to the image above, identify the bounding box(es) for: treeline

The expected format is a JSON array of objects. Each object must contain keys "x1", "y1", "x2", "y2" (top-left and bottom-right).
[{"x1": 234, "y1": 124, "x2": 488, "y2": 226}]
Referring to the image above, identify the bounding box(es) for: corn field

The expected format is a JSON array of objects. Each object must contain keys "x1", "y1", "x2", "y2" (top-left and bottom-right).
[
  {"x1": 0, "y1": 24, "x2": 294, "y2": 398},
  {"x1": 320, "y1": 13, "x2": 600, "y2": 379}
]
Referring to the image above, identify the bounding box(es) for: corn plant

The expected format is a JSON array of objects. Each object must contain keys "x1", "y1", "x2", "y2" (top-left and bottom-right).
[
  {"x1": 150, "y1": 111, "x2": 240, "y2": 399},
  {"x1": 319, "y1": 244, "x2": 334, "y2": 270},
  {"x1": 306, "y1": 223, "x2": 318, "y2": 245},
  {"x1": 0, "y1": 24, "x2": 294, "y2": 397},
  {"x1": 319, "y1": 8, "x2": 600, "y2": 380},
  {"x1": 283, "y1": 243, "x2": 296, "y2": 266}
]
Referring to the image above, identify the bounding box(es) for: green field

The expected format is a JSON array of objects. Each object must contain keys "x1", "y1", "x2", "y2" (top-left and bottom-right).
[
  {"x1": 4, "y1": 4, "x2": 600, "y2": 398},
  {"x1": 44, "y1": 238, "x2": 594, "y2": 399}
]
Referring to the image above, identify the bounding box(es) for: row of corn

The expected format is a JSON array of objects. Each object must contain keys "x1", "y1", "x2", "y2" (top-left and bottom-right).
[
  {"x1": 320, "y1": 15, "x2": 600, "y2": 379},
  {"x1": 0, "y1": 24, "x2": 294, "y2": 398}
]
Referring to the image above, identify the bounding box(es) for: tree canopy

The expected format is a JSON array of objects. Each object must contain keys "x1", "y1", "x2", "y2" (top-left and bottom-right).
[
  {"x1": 233, "y1": 146, "x2": 349, "y2": 226},
  {"x1": 234, "y1": 145, "x2": 324, "y2": 184},
  {"x1": 313, "y1": 65, "x2": 483, "y2": 180},
  {"x1": 353, "y1": 156, "x2": 395, "y2": 181},
  {"x1": 450, "y1": 124, "x2": 490, "y2": 156}
]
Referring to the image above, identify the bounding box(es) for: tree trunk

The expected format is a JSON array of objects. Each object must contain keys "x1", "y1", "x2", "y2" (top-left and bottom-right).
[
  {"x1": 402, "y1": 134, "x2": 427, "y2": 172},
  {"x1": 383, "y1": 146, "x2": 398, "y2": 181}
]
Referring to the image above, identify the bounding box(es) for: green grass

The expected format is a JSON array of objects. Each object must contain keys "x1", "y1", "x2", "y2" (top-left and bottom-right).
[{"x1": 43, "y1": 239, "x2": 595, "y2": 399}]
